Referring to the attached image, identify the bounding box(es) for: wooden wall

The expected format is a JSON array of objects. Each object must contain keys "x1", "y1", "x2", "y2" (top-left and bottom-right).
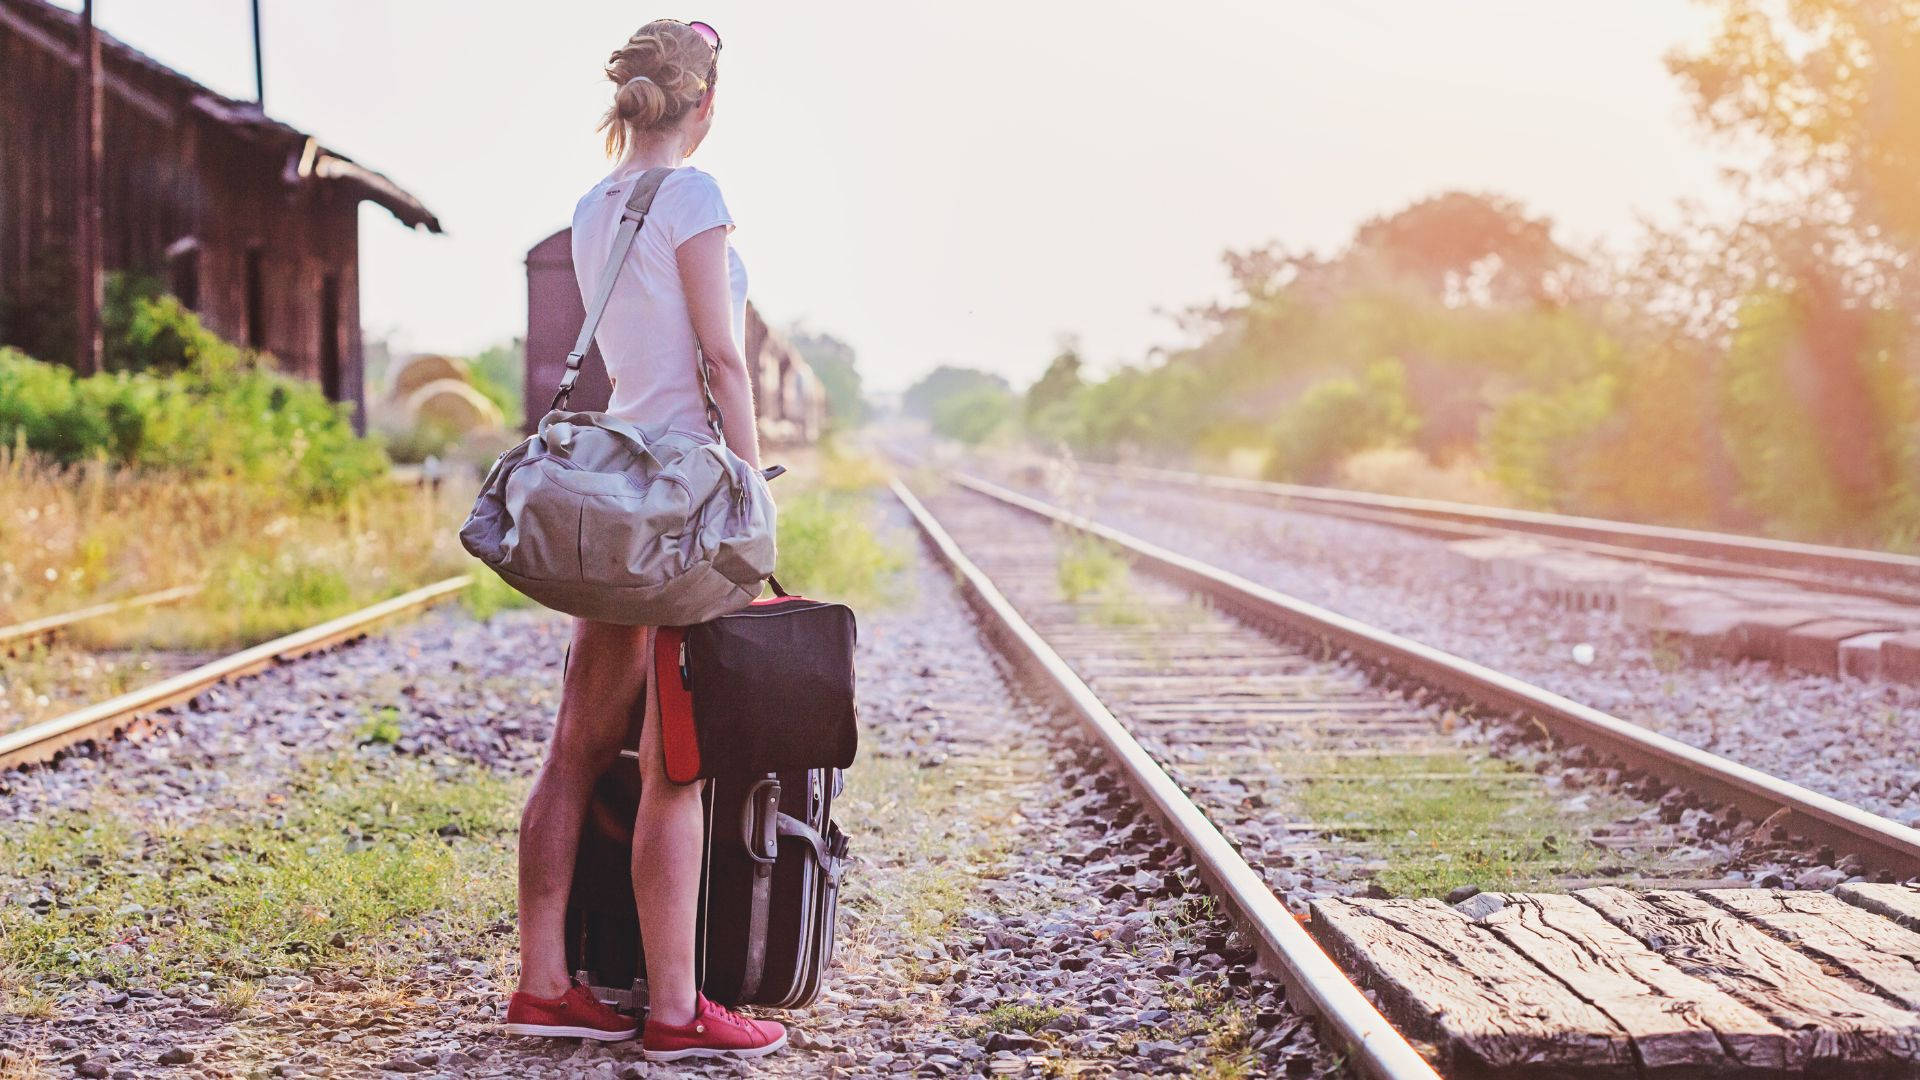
[{"x1": 0, "y1": 11, "x2": 365, "y2": 425}]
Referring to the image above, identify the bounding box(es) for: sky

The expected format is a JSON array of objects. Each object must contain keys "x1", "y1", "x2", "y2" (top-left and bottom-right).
[{"x1": 59, "y1": 1, "x2": 1724, "y2": 393}]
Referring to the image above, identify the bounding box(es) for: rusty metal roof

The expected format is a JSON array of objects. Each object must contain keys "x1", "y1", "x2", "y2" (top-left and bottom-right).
[{"x1": 0, "y1": 0, "x2": 443, "y2": 233}]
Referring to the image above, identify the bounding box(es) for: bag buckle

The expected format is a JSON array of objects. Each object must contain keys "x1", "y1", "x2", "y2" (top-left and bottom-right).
[{"x1": 740, "y1": 777, "x2": 781, "y2": 865}]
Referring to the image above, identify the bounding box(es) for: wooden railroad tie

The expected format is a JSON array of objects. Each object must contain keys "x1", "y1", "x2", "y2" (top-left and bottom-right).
[{"x1": 1312, "y1": 884, "x2": 1920, "y2": 1078}]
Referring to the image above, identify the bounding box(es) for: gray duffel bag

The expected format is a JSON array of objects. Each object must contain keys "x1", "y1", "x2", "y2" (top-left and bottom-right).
[{"x1": 460, "y1": 168, "x2": 777, "y2": 626}]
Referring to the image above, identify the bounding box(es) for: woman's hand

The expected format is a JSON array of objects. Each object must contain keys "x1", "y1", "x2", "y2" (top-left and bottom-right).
[{"x1": 677, "y1": 226, "x2": 762, "y2": 469}]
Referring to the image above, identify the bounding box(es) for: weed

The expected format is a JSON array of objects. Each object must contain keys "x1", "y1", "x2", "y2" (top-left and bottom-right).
[
  {"x1": 773, "y1": 490, "x2": 911, "y2": 610},
  {"x1": 0, "y1": 986, "x2": 55, "y2": 1021},
  {"x1": 461, "y1": 570, "x2": 532, "y2": 621},
  {"x1": 0, "y1": 1050, "x2": 50, "y2": 1080},
  {"x1": 1649, "y1": 635, "x2": 1686, "y2": 674},
  {"x1": 1056, "y1": 533, "x2": 1129, "y2": 603},
  {"x1": 1, "y1": 450, "x2": 477, "y2": 653},
  {"x1": 1191, "y1": 1004, "x2": 1259, "y2": 1079},
  {"x1": 357, "y1": 707, "x2": 404, "y2": 746},
  {"x1": 969, "y1": 1003, "x2": 1072, "y2": 1035},
  {"x1": 1293, "y1": 751, "x2": 1646, "y2": 896},
  {"x1": 215, "y1": 980, "x2": 260, "y2": 1016},
  {"x1": 0, "y1": 756, "x2": 519, "y2": 986}
]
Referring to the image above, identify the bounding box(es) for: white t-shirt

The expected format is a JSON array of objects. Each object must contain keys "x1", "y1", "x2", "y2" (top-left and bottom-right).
[{"x1": 570, "y1": 166, "x2": 748, "y2": 431}]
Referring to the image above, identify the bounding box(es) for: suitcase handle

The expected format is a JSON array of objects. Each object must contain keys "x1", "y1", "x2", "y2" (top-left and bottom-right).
[
  {"x1": 774, "y1": 812, "x2": 843, "y2": 869},
  {"x1": 741, "y1": 778, "x2": 782, "y2": 865}
]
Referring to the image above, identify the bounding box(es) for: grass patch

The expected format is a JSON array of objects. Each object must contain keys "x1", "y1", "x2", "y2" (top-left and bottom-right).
[
  {"x1": 0, "y1": 755, "x2": 520, "y2": 987},
  {"x1": 2, "y1": 450, "x2": 477, "y2": 651},
  {"x1": 461, "y1": 569, "x2": 534, "y2": 621},
  {"x1": 1055, "y1": 531, "x2": 1153, "y2": 626},
  {"x1": 0, "y1": 1050, "x2": 50, "y2": 1080},
  {"x1": 1057, "y1": 532, "x2": 1128, "y2": 603},
  {"x1": 1163, "y1": 981, "x2": 1261, "y2": 1079},
  {"x1": 968, "y1": 1003, "x2": 1073, "y2": 1036},
  {"x1": 836, "y1": 755, "x2": 1012, "y2": 947},
  {"x1": 356, "y1": 706, "x2": 404, "y2": 746},
  {"x1": 773, "y1": 490, "x2": 911, "y2": 610},
  {"x1": 1293, "y1": 750, "x2": 1645, "y2": 897}
]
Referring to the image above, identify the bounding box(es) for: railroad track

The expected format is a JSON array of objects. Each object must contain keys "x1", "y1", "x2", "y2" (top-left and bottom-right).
[
  {"x1": 0, "y1": 583, "x2": 202, "y2": 650},
  {"x1": 1061, "y1": 459, "x2": 1920, "y2": 608},
  {"x1": 0, "y1": 575, "x2": 472, "y2": 771},
  {"x1": 895, "y1": 469, "x2": 1920, "y2": 1079}
]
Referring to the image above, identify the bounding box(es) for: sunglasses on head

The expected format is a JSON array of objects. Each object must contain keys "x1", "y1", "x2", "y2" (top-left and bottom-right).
[
  {"x1": 684, "y1": 20, "x2": 720, "y2": 52},
  {"x1": 680, "y1": 20, "x2": 720, "y2": 86}
]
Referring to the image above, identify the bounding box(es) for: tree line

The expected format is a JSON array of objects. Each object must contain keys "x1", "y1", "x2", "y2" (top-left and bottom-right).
[{"x1": 906, "y1": 0, "x2": 1920, "y2": 549}]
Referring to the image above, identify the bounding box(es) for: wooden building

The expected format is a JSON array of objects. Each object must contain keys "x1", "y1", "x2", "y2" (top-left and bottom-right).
[
  {"x1": 525, "y1": 226, "x2": 824, "y2": 444},
  {"x1": 0, "y1": 0, "x2": 441, "y2": 425}
]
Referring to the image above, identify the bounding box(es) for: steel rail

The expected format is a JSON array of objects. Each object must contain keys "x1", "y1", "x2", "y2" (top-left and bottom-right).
[
  {"x1": 948, "y1": 471, "x2": 1920, "y2": 881},
  {"x1": 891, "y1": 478, "x2": 1444, "y2": 1080},
  {"x1": 0, "y1": 584, "x2": 204, "y2": 649},
  {"x1": 0, "y1": 575, "x2": 473, "y2": 771},
  {"x1": 1075, "y1": 460, "x2": 1920, "y2": 598}
]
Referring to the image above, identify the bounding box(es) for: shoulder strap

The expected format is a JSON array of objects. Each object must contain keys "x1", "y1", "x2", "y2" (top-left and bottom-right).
[{"x1": 550, "y1": 167, "x2": 677, "y2": 412}]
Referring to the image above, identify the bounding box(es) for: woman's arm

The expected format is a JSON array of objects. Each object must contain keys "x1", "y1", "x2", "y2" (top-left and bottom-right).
[{"x1": 676, "y1": 226, "x2": 761, "y2": 470}]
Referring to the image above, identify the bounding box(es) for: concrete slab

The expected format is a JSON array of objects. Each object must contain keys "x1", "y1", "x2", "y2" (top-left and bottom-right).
[
  {"x1": 1841, "y1": 632, "x2": 1902, "y2": 680},
  {"x1": 1648, "y1": 604, "x2": 1753, "y2": 660},
  {"x1": 1781, "y1": 619, "x2": 1902, "y2": 677},
  {"x1": 1883, "y1": 632, "x2": 1920, "y2": 685},
  {"x1": 1733, "y1": 609, "x2": 1829, "y2": 661}
]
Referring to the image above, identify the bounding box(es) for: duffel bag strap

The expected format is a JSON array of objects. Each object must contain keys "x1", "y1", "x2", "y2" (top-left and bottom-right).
[{"x1": 552, "y1": 167, "x2": 677, "y2": 412}]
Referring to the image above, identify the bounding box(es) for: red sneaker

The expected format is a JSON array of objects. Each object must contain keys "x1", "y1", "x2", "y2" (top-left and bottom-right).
[
  {"x1": 502, "y1": 981, "x2": 638, "y2": 1042},
  {"x1": 642, "y1": 994, "x2": 788, "y2": 1062}
]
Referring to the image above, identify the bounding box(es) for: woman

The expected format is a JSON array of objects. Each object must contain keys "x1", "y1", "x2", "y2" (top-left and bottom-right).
[{"x1": 500, "y1": 19, "x2": 788, "y2": 1063}]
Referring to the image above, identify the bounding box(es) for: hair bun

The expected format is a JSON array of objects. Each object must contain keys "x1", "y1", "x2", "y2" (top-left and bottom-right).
[
  {"x1": 614, "y1": 74, "x2": 668, "y2": 127},
  {"x1": 598, "y1": 20, "x2": 716, "y2": 157}
]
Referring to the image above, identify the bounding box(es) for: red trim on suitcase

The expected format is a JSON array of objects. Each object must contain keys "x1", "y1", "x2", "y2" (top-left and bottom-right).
[{"x1": 656, "y1": 626, "x2": 702, "y2": 783}]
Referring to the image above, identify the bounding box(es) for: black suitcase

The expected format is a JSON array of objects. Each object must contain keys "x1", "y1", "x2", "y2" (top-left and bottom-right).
[{"x1": 563, "y1": 702, "x2": 850, "y2": 1016}]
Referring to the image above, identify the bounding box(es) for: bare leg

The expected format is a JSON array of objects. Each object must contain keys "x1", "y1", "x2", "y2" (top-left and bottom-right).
[
  {"x1": 516, "y1": 619, "x2": 649, "y2": 999},
  {"x1": 631, "y1": 629, "x2": 708, "y2": 1026}
]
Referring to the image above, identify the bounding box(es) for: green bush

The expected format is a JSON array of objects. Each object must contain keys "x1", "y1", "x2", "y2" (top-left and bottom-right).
[
  {"x1": 1480, "y1": 374, "x2": 1617, "y2": 510},
  {"x1": 0, "y1": 296, "x2": 387, "y2": 502},
  {"x1": 773, "y1": 491, "x2": 908, "y2": 609},
  {"x1": 1265, "y1": 359, "x2": 1419, "y2": 483},
  {"x1": 1719, "y1": 292, "x2": 1920, "y2": 543},
  {"x1": 903, "y1": 365, "x2": 1010, "y2": 420},
  {"x1": 930, "y1": 385, "x2": 1017, "y2": 445}
]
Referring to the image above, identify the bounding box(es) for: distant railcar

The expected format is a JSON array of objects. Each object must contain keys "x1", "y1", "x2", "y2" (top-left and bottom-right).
[{"x1": 524, "y1": 227, "x2": 825, "y2": 445}]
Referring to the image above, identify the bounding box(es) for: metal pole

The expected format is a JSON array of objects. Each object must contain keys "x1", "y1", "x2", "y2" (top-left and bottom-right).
[
  {"x1": 250, "y1": 0, "x2": 265, "y2": 107},
  {"x1": 73, "y1": 0, "x2": 102, "y2": 376}
]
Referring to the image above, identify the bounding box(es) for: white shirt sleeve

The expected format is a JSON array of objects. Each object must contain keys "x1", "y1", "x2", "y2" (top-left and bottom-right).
[{"x1": 665, "y1": 169, "x2": 734, "y2": 250}]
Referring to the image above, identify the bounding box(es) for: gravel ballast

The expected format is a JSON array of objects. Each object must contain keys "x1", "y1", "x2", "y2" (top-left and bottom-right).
[
  {"x1": 0, "y1": 500, "x2": 1337, "y2": 1078},
  {"x1": 1022, "y1": 469, "x2": 1920, "y2": 827}
]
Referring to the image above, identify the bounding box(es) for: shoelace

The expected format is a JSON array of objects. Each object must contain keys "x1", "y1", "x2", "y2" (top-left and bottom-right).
[
  {"x1": 573, "y1": 985, "x2": 628, "y2": 1026},
  {"x1": 702, "y1": 999, "x2": 756, "y2": 1032}
]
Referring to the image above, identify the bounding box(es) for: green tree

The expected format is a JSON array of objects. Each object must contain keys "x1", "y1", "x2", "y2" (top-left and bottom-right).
[
  {"x1": 466, "y1": 338, "x2": 525, "y2": 420},
  {"x1": 791, "y1": 329, "x2": 867, "y2": 427},
  {"x1": 903, "y1": 365, "x2": 1011, "y2": 420},
  {"x1": 1025, "y1": 338, "x2": 1085, "y2": 423},
  {"x1": 1669, "y1": 0, "x2": 1920, "y2": 244},
  {"x1": 1350, "y1": 192, "x2": 1577, "y2": 305},
  {"x1": 931, "y1": 385, "x2": 1016, "y2": 445},
  {"x1": 1720, "y1": 290, "x2": 1919, "y2": 540},
  {"x1": 1667, "y1": 0, "x2": 1920, "y2": 541},
  {"x1": 1265, "y1": 360, "x2": 1420, "y2": 483}
]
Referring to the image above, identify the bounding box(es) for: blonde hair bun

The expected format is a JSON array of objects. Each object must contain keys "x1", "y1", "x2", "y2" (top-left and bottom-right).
[
  {"x1": 614, "y1": 75, "x2": 668, "y2": 128},
  {"x1": 598, "y1": 20, "x2": 718, "y2": 157}
]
